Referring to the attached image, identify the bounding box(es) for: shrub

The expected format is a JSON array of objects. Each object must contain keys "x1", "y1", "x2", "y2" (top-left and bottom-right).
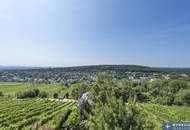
[
  {"x1": 33, "y1": 89, "x2": 40, "y2": 96},
  {"x1": 39, "y1": 91, "x2": 48, "y2": 98},
  {"x1": 86, "y1": 76, "x2": 156, "y2": 130},
  {"x1": 16, "y1": 89, "x2": 43, "y2": 99},
  {"x1": 53, "y1": 93, "x2": 58, "y2": 99},
  {"x1": 0, "y1": 91, "x2": 3, "y2": 96},
  {"x1": 87, "y1": 95, "x2": 156, "y2": 130},
  {"x1": 16, "y1": 89, "x2": 39, "y2": 98},
  {"x1": 174, "y1": 88, "x2": 190, "y2": 105},
  {"x1": 70, "y1": 83, "x2": 90, "y2": 100},
  {"x1": 64, "y1": 106, "x2": 80, "y2": 129}
]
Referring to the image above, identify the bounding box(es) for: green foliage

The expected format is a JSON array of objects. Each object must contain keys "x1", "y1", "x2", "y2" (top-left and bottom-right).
[
  {"x1": 16, "y1": 89, "x2": 40, "y2": 98},
  {"x1": 89, "y1": 77, "x2": 148, "y2": 104},
  {"x1": 147, "y1": 80, "x2": 190, "y2": 105},
  {"x1": 53, "y1": 93, "x2": 58, "y2": 99},
  {"x1": 64, "y1": 106, "x2": 80, "y2": 129},
  {"x1": 85, "y1": 77, "x2": 190, "y2": 130},
  {"x1": 70, "y1": 83, "x2": 90, "y2": 100},
  {"x1": 0, "y1": 91, "x2": 3, "y2": 96},
  {"x1": 33, "y1": 89, "x2": 40, "y2": 96},
  {"x1": 16, "y1": 89, "x2": 48, "y2": 99},
  {"x1": 174, "y1": 88, "x2": 190, "y2": 105},
  {"x1": 39, "y1": 91, "x2": 48, "y2": 98},
  {"x1": 87, "y1": 95, "x2": 155, "y2": 130},
  {"x1": 86, "y1": 76, "x2": 156, "y2": 130},
  {"x1": 89, "y1": 77, "x2": 114, "y2": 103}
]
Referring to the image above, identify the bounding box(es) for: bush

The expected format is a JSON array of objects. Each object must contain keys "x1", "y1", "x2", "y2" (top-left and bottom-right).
[
  {"x1": 86, "y1": 76, "x2": 156, "y2": 130},
  {"x1": 174, "y1": 88, "x2": 190, "y2": 105},
  {"x1": 16, "y1": 89, "x2": 40, "y2": 98},
  {"x1": 64, "y1": 107, "x2": 80, "y2": 129},
  {"x1": 70, "y1": 83, "x2": 90, "y2": 100},
  {"x1": 0, "y1": 91, "x2": 3, "y2": 96},
  {"x1": 53, "y1": 93, "x2": 58, "y2": 99},
  {"x1": 33, "y1": 89, "x2": 40, "y2": 96},
  {"x1": 16, "y1": 91, "x2": 23, "y2": 98},
  {"x1": 147, "y1": 80, "x2": 190, "y2": 105},
  {"x1": 39, "y1": 91, "x2": 48, "y2": 98},
  {"x1": 15, "y1": 89, "x2": 47, "y2": 99},
  {"x1": 87, "y1": 95, "x2": 156, "y2": 130}
]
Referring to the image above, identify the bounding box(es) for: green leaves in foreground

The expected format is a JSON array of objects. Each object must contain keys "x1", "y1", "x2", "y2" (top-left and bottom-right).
[
  {"x1": 86, "y1": 96, "x2": 155, "y2": 130},
  {"x1": 85, "y1": 76, "x2": 156, "y2": 130}
]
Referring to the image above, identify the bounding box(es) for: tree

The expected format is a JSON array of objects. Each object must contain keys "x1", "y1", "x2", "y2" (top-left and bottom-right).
[
  {"x1": 64, "y1": 106, "x2": 80, "y2": 129},
  {"x1": 33, "y1": 89, "x2": 40, "y2": 96},
  {"x1": 53, "y1": 93, "x2": 58, "y2": 99},
  {"x1": 174, "y1": 88, "x2": 190, "y2": 105},
  {"x1": 155, "y1": 80, "x2": 189, "y2": 105},
  {"x1": 0, "y1": 91, "x2": 3, "y2": 97},
  {"x1": 86, "y1": 94, "x2": 155, "y2": 130},
  {"x1": 86, "y1": 76, "x2": 156, "y2": 130},
  {"x1": 70, "y1": 83, "x2": 90, "y2": 100},
  {"x1": 16, "y1": 89, "x2": 40, "y2": 98},
  {"x1": 39, "y1": 91, "x2": 48, "y2": 98}
]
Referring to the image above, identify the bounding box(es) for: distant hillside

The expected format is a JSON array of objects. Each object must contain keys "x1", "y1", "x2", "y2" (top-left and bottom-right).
[
  {"x1": 1, "y1": 65, "x2": 190, "y2": 73},
  {"x1": 46, "y1": 65, "x2": 156, "y2": 72},
  {"x1": 153, "y1": 67, "x2": 190, "y2": 74},
  {"x1": 0, "y1": 66, "x2": 39, "y2": 71},
  {"x1": 23, "y1": 65, "x2": 190, "y2": 74}
]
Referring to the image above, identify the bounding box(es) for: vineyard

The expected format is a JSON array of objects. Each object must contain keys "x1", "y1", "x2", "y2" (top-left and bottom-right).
[
  {"x1": 0, "y1": 98, "x2": 76, "y2": 130},
  {"x1": 141, "y1": 104, "x2": 190, "y2": 129}
]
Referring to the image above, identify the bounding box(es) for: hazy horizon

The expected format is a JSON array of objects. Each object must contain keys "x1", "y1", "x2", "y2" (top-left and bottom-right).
[
  {"x1": 0, "y1": 0, "x2": 190, "y2": 67},
  {"x1": 1, "y1": 64, "x2": 190, "y2": 69}
]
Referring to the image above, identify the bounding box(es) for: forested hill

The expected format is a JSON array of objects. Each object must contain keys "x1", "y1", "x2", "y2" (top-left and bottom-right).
[
  {"x1": 154, "y1": 67, "x2": 190, "y2": 73},
  {"x1": 1, "y1": 65, "x2": 190, "y2": 74},
  {"x1": 2, "y1": 65, "x2": 190, "y2": 73},
  {"x1": 40, "y1": 65, "x2": 156, "y2": 73},
  {"x1": 0, "y1": 66, "x2": 38, "y2": 71}
]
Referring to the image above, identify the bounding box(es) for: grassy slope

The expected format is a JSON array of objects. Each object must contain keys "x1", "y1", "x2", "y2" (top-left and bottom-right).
[{"x1": 0, "y1": 82, "x2": 65, "y2": 97}]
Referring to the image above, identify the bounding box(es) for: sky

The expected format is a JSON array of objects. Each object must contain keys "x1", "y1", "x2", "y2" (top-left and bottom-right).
[{"x1": 0, "y1": 0, "x2": 190, "y2": 67}]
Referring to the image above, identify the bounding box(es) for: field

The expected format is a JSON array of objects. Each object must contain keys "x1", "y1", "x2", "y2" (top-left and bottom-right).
[{"x1": 0, "y1": 82, "x2": 64, "y2": 97}]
